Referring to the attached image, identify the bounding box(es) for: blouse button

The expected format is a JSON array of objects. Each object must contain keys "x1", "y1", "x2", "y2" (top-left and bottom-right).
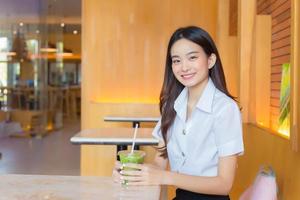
[
  {"x1": 181, "y1": 152, "x2": 185, "y2": 157},
  {"x1": 182, "y1": 129, "x2": 186, "y2": 135}
]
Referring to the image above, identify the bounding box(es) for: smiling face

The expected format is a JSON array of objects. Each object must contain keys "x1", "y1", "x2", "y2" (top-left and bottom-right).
[{"x1": 170, "y1": 38, "x2": 216, "y2": 91}]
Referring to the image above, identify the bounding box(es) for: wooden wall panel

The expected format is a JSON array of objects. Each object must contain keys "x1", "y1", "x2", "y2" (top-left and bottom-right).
[
  {"x1": 229, "y1": 0, "x2": 238, "y2": 36},
  {"x1": 273, "y1": 18, "x2": 291, "y2": 33},
  {"x1": 82, "y1": 0, "x2": 217, "y2": 106},
  {"x1": 272, "y1": 36, "x2": 290, "y2": 49}
]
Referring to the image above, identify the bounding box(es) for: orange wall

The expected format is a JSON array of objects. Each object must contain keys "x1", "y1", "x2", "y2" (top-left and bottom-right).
[
  {"x1": 82, "y1": 0, "x2": 218, "y2": 107},
  {"x1": 81, "y1": 0, "x2": 219, "y2": 179},
  {"x1": 231, "y1": 124, "x2": 300, "y2": 200}
]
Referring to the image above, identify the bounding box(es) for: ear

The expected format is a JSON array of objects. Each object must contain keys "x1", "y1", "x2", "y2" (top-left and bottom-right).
[{"x1": 208, "y1": 53, "x2": 217, "y2": 69}]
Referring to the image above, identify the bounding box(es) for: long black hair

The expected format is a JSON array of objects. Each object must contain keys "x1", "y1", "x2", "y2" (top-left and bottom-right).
[{"x1": 158, "y1": 26, "x2": 236, "y2": 158}]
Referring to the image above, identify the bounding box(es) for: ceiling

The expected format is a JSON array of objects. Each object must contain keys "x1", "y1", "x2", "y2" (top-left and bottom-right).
[{"x1": 0, "y1": 0, "x2": 81, "y2": 24}]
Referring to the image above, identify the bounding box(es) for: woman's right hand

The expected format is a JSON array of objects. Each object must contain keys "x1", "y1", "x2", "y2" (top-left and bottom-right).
[{"x1": 112, "y1": 161, "x2": 122, "y2": 184}]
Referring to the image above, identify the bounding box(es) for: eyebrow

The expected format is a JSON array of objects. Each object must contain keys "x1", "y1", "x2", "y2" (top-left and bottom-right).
[
  {"x1": 186, "y1": 51, "x2": 199, "y2": 55},
  {"x1": 171, "y1": 55, "x2": 180, "y2": 59},
  {"x1": 171, "y1": 51, "x2": 199, "y2": 59}
]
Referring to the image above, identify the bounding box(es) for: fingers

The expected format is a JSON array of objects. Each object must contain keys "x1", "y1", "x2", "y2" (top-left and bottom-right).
[
  {"x1": 113, "y1": 163, "x2": 153, "y2": 185},
  {"x1": 126, "y1": 181, "x2": 149, "y2": 186},
  {"x1": 120, "y1": 175, "x2": 145, "y2": 182},
  {"x1": 122, "y1": 163, "x2": 144, "y2": 170},
  {"x1": 112, "y1": 169, "x2": 122, "y2": 183},
  {"x1": 114, "y1": 161, "x2": 122, "y2": 170},
  {"x1": 112, "y1": 161, "x2": 122, "y2": 183},
  {"x1": 120, "y1": 169, "x2": 143, "y2": 176}
]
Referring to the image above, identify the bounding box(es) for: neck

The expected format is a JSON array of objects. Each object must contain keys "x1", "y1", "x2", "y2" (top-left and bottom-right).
[{"x1": 187, "y1": 78, "x2": 209, "y2": 107}]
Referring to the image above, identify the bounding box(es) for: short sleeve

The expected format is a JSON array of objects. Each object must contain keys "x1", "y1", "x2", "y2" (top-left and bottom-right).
[
  {"x1": 152, "y1": 118, "x2": 163, "y2": 142},
  {"x1": 213, "y1": 101, "x2": 244, "y2": 157}
]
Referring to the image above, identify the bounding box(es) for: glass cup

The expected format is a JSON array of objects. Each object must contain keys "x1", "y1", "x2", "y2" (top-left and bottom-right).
[{"x1": 118, "y1": 150, "x2": 145, "y2": 185}]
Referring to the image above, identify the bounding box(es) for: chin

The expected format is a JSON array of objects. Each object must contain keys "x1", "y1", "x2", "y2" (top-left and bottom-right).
[{"x1": 181, "y1": 82, "x2": 197, "y2": 88}]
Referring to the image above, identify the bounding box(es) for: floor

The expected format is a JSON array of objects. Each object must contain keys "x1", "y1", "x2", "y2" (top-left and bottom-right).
[{"x1": 0, "y1": 119, "x2": 80, "y2": 175}]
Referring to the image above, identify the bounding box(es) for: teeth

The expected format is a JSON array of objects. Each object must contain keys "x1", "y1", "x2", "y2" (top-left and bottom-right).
[{"x1": 182, "y1": 74, "x2": 194, "y2": 78}]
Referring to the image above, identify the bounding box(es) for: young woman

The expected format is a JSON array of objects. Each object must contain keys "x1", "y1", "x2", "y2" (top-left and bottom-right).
[{"x1": 114, "y1": 26, "x2": 244, "y2": 200}]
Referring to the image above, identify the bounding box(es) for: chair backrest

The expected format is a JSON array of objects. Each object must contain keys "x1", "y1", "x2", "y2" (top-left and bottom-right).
[
  {"x1": 0, "y1": 111, "x2": 6, "y2": 121},
  {"x1": 239, "y1": 166, "x2": 278, "y2": 200}
]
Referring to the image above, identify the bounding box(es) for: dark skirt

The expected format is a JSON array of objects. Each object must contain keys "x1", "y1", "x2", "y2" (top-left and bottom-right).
[{"x1": 173, "y1": 189, "x2": 230, "y2": 200}]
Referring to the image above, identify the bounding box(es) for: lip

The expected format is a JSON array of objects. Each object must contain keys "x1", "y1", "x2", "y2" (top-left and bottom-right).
[{"x1": 181, "y1": 73, "x2": 196, "y2": 80}]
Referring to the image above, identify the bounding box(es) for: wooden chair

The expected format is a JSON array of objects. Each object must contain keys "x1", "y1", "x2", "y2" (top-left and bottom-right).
[
  {"x1": 69, "y1": 86, "x2": 81, "y2": 119},
  {"x1": 10, "y1": 110, "x2": 45, "y2": 136},
  {"x1": 62, "y1": 87, "x2": 70, "y2": 117}
]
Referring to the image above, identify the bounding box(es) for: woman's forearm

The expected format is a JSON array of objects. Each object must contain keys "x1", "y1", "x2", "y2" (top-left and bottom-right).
[
  {"x1": 162, "y1": 171, "x2": 232, "y2": 195},
  {"x1": 161, "y1": 155, "x2": 237, "y2": 195},
  {"x1": 152, "y1": 150, "x2": 168, "y2": 170}
]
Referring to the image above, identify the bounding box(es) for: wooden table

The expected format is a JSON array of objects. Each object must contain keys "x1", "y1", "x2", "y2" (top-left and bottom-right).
[
  {"x1": 103, "y1": 116, "x2": 160, "y2": 151},
  {"x1": 70, "y1": 127, "x2": 159, "y2": 160},
  {"x1": 0, "y1": 174, "x2": 160, "y2": 200},
  {"x1": 104, "y1": 116, "x2": 160, "y2": 128},
  {"x1": 0, "y1": 107, "x2": 14, "y2": 121}
]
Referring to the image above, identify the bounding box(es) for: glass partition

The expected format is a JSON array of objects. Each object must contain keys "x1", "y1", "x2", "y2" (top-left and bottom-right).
[{"x1": 0, "y1": 0, "x2": 81, "y2": 135}]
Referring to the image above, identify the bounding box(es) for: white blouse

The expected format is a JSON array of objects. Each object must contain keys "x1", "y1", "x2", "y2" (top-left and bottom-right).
[{"x1": 152, "y1": 78, "x2": 244, "y2": 177}]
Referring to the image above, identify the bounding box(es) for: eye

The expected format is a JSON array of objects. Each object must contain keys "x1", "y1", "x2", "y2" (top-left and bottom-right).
[
  {"x1": 172, "y1": 59, "x2": 181, "y2": 64},
  {"x1": 189, "y1": 56, "x2": 198, "y2": 61}
]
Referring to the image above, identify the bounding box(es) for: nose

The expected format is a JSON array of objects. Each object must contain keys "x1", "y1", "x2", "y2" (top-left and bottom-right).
[{"x1": 181, "y1": 60, "x2": 190, "y2": 72}]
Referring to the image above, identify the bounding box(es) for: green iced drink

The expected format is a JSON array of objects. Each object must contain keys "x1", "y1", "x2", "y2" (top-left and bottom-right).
[
  {"x1": 118, "y1": 150, "x2": 145, "y2": 185},
  {"x1": 118, "y1": 150, "x2": 145, "y2": 164}
]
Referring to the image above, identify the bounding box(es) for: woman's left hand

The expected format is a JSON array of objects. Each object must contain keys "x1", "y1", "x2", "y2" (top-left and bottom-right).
[{"x1": 120, "y1": 163, "x2": 166, "y2": 186}]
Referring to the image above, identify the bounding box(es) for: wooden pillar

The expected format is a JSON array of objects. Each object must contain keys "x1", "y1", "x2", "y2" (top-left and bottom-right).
[
  {"x1": 237, "y1": 0, "x2": 256, "y2": 122},
  {"x1": 291, "y1": 0, "x2": 300, "y2": 152},
  {"x1": 216, "y1": 0, "x2": 239, "y2": 97}
]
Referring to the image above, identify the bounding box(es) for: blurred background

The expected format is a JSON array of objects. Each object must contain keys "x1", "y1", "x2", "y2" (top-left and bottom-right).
[
  {"x1": 0, "y1": 0, "x2": 81, "y2": 134},
  {"x1": 0, "y1": 0, "x2": 299, "y2": 199}
]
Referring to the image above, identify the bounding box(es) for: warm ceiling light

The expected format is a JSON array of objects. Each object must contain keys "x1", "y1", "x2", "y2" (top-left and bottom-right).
[
  {"x1": 60, "y1": 23, "x2": 65, "y2": 27},
  {"x1": 40, "y1": 48, "x2": 57, "y2": 53},
  {"x1": 13, "y1": 31, "x2": 17, "y2": 35},
  {"x1": 57, "y1": 52, "x2": 73, "y2": 57},
  {"x1": 36, "y1": 30, "x2": 40, "y2": 34},
  {"x1": 60, "y1": 47, "x2": 73, "y2": 57},
  {"x1": 73, "y1": 30, "x2": 78, "y2": 35},
  {"x1": 40, "y1": 42, "x2": 57, "y2": 53},
  {"x1": 19, "y1": 22, "x2": 24, "y2": 26},
  {"x1": 0, "y1": 52, "x2": 16, "y2": 56}
]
